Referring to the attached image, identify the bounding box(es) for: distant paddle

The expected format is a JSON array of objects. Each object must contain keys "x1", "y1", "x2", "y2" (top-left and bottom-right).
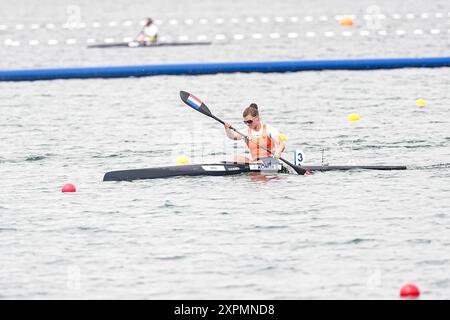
[
  {"x1": 134, "y1": 25, "x2": 145, "y2": 42},
  {"x1": 179, "y1": 90, "x2": 306, "y2": 175}
]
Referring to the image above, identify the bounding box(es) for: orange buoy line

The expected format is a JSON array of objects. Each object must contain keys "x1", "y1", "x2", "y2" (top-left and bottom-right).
[{"x1": 339, "y1": 17, "x2": 354, "y2": 26}]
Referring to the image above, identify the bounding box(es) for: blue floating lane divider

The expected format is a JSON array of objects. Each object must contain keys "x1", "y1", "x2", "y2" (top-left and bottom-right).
[{"x1": 1, "y1": 56, "x2": 450, "y2": 82}]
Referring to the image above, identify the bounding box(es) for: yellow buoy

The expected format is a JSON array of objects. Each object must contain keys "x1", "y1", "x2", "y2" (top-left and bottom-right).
[
  {"x1": 415, "y1": 99, "x2": 426, "y2": 107},
  {"x1": 348, "y1": 113, "x2": 360, "y2": 122},
  {"x1": 176, "y1": 155, "x2": 189, "y2": 165},
  {"x1": 280, "y1": 133, "x2": 287, "y2": 142},
  {"x1": 339, "y1": 18, "x2": 354, "y2": 26}
]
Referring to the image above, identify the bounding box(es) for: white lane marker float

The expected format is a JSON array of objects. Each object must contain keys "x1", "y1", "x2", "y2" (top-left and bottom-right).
[
  {"x1": 3, "y1": 27, "x2": 448, "y2": 48},
  {"x1": 215, "y1": 34, "x2": 227, "y2": 40}
]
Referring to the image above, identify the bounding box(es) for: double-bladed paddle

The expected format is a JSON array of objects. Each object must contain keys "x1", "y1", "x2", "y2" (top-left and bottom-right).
[{"x1": 179, "y1": 90, "x2": 306, "y2": 175}]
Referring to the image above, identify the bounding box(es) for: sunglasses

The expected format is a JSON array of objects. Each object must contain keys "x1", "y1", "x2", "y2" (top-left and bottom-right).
[{"x1": 243, "y1": 119, "x2": 254, "y2": 125}]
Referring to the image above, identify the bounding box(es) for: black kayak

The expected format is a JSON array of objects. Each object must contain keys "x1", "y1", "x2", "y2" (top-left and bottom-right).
[
  {"x1": 103, "y1": 163, "x2": 289, "y2": 182},
  {"x1": 103, "y1": 162, "x2": 406, "y2": 182},
  {"x1": 87, "y1": 41, "x2": 212, "y2": 49}
]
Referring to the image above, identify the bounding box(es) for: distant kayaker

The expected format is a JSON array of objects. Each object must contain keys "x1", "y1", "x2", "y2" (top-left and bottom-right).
[
  {"x1": 224, "y1": 103, "x2": 285, "y2": 165},
  {"x1": 135, "y1": 17, "x2": 158, "y2": 44}
]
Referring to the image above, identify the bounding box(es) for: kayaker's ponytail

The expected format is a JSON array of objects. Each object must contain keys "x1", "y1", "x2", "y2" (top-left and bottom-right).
[{"x1": 243, "y1": 103, "x2": 259, "y2": 117}]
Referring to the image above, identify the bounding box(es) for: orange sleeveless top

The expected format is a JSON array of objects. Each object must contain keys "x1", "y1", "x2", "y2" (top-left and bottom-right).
[{"x1": 245, "y1": 124, "x2": 274, "y2": 160}]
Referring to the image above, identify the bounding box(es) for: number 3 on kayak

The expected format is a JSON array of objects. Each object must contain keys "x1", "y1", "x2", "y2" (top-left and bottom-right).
[{"x1": 294, "y1": 149, "x2": 305, "y2": 166}]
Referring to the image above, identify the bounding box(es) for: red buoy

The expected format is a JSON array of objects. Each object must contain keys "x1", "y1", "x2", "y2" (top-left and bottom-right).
[
  {"x1": 400, "y1": 283, "x2": 420, "y2": 298},
  {"x1": 62, "y1": 183, "x2": 76, "y2": 193}
]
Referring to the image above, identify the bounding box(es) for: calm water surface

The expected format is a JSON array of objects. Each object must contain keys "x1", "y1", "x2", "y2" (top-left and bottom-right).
[{"x1": 1, "y1": 0, "x2": 449, "y2": 299}]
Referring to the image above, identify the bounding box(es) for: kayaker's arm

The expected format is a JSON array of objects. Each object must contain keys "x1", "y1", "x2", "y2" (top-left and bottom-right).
[
  {"x1": 272, "y1": 134, "x2": 285, "y2": 159},
  {"x1": 224, "y1": 122, "x2": 243, "y2": 140}
]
